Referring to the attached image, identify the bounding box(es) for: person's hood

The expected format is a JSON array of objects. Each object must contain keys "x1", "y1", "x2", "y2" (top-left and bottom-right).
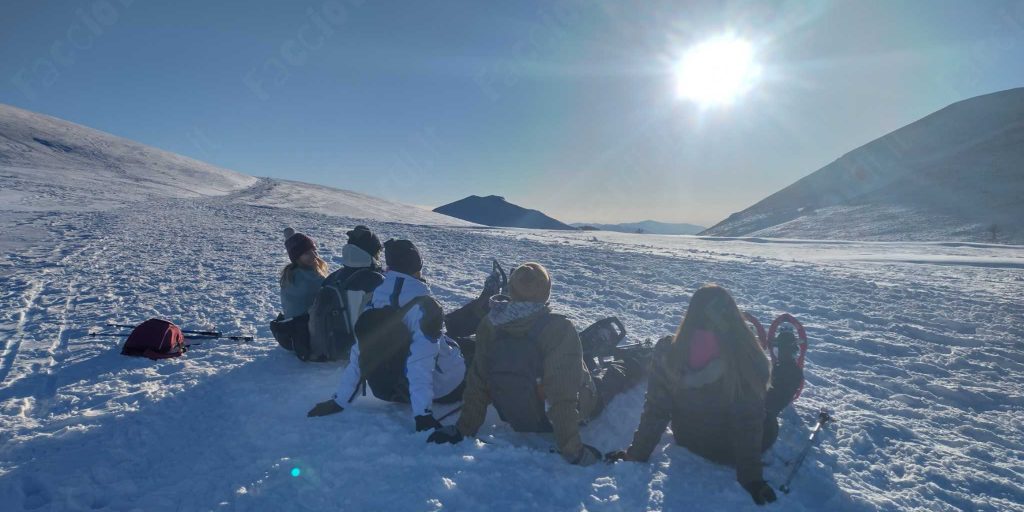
[
  {"x1": 486, "y1": 294, "x2": 550, "y2": 333},
  {"x1": 342, "y1": 243, "x2": 375, "y2": 269}
]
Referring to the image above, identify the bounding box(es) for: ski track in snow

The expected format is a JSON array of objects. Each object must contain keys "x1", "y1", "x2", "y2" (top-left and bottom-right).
[{"x1": 0, "y1": 197, "x2": 1022, "y2": 511}]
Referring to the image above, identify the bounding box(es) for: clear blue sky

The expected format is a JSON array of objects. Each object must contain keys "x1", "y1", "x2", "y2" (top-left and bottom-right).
[{"x1": 3, "y1": 0, "x2": 1023, "y2": 226}]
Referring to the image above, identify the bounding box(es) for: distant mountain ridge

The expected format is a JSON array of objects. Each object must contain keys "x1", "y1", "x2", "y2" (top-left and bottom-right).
[
  {"x1": 572, "y1": 220, "x2": 705, "y2": 235},
  {"x1": 701, "y1": 88, "x2": 1024, "y2": 243},
  {"x1": 433, "y1": 195, "x2": 576, "y2": 230}
]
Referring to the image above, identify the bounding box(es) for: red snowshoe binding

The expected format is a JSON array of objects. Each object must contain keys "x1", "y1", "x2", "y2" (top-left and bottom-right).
[{"x1": 743, "y1": 311, "x2": 769, "y2": 351}]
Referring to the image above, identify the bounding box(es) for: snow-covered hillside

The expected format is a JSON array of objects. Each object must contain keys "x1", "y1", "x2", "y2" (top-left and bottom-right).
[
  {"x1": 1, "y1": 105, "x2": 1023, "y2": 511},
  {"x1": 0, "y1": 103, "x2": 472, "y2": 227},
  {"x1": 702, "y1": 88, "x2": 1024, "y2": 244}
]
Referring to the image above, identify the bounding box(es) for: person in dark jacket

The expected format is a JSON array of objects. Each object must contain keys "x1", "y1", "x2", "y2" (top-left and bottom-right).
[
  {"x1": 606, "y1": 284, "x2": 801, "y2": 506},
  {"x1": 426, "y1": 262, "x2": 645, "y2": 465}
]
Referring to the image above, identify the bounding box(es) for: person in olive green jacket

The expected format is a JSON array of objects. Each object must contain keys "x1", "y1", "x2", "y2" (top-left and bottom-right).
[
  {"x1": 606, "y1": 284, "x2": 790, "y2": 507},
  {"x1": 426, "y1": 262, "x2": 641, "y2": 466}
]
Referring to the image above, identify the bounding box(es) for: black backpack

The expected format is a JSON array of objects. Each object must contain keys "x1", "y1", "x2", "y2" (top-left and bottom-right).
[
  {"x1": 353, "y1": 277, "x2": 443, "y2": 402},
  {"x1": 302, "y1": 267, "x2": 384, "y2": 362},
  {"x1": 486, "y1": 313, "x2": 562, "y2": 433}
]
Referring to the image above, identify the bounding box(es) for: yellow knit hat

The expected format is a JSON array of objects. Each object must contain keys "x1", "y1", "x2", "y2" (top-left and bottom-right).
[{"x1": 509, "y1": 262, "x2": 551, "y2": 303}]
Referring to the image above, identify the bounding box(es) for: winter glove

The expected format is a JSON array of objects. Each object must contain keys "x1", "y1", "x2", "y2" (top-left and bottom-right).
[
  {"x1": 571, "y1": 444, "x2": 602, "y2": 466},
  {"x1": 742, "y1": 480, "x2": 778, "y2": 506},
  {"x1": 307, "y1": 399, "x2": 344, "y2": 417},
  {"x1": 427, "y1": 425, "x2": 465, "y2": 445},
  {"x1": 415, "y1": 414, "x2": 443, "y2": 432}
]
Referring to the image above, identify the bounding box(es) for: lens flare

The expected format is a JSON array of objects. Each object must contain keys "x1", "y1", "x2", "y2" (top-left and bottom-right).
[
  {"x1": 674, "y1": 36, "x2": 761, "y2": 106},
  {"x1": 291, "y1": 467, "x2": 301, "y2": 477}
]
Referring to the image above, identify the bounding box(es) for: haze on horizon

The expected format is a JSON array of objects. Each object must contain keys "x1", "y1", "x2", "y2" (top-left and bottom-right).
[{"x1": 2, "y1": 0, "x2": 1023, "y2": 226}]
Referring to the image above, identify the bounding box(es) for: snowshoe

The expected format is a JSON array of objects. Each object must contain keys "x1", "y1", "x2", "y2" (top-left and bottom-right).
[
  {"x1": 580, "y1": 317, "x2": 627, "y2": 359},
  {"x1": 767, "y1": 314, "x2": 808, "y2": 369},
  {"x1": 766, "y1": 314, "x2": 808, "y2": 409},
  {"x1": 482, "y1": 259, "x2": 508, "y2": 299},
  {"x1": 743, "y1": 311, "x2": 769, "y2": 351},
  {"x1": 611, "y1": 338, "x2": 655, "y2": 375}
]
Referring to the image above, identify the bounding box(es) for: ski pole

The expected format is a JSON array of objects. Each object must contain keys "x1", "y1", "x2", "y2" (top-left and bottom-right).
[
  {"x1": 779, "y1": 410, "x2": 834, "y2": 494},
  {"x1": 107, "y1": 323, "x2": 221, "y2": 337},
  {"x1": 183, "y1": 334, "x2": 255, "y2": 342},
  {"x1": 87, "y1": 331, "x2": 131, "y2": 338},
  {"x1": 90, "y1": 332, "x2": 253, "y2": 342},
  {"x1": 437, "y1": 405, "x2": 463, "y2": 423}
]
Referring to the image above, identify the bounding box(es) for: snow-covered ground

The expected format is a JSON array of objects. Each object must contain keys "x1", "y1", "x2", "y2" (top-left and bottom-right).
[
  {"x1": 1, "y1": 102, "x2": 1023, "y2": 511},
  {"x1": 1, "y1": 191, "x2": 1022, "y2": 511}
]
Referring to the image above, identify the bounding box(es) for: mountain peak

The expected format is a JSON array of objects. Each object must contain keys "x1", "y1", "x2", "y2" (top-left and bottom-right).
[{"x1": 433, "y1": 195, "x2": 576, "y2": 230}]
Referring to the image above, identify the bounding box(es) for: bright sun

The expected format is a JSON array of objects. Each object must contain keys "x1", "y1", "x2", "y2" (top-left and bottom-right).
[{"x1": 674, "y1": 36, "x2": 760, "y2": 107}]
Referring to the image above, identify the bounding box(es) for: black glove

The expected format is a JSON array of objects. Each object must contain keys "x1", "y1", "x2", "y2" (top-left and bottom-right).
[
  {"x1": 427, "y1": 425, "x2": 465, "y2": 444},
  {"x1": 307, "y1": 399, "x2": 344, "y2": 417},
  {"x1": 742, "y1": 480, "x2": 777, "y2": 506},
  {"x1": 415, "y1": 414, "x2": 443, "y2": 432},
  {"x1": 604, "y1": 450, "x2": 628, "y2": 463}
]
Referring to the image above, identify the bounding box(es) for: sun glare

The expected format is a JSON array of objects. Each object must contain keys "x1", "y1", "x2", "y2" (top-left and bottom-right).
[{"x1": 674, "y1": 36, "x2": 760, "y2": 107}]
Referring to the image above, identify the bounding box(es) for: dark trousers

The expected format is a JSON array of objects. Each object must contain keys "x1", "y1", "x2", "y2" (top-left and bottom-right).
[
  {"x1": 587, "y1": 356, "x2": 646, "y2": 419},
  {"x1": 444, "y1": 296, "x2": 490, "y2": 340},
  {"x1": 761, "y1": 359, "x2": 805, "y2": 450}
]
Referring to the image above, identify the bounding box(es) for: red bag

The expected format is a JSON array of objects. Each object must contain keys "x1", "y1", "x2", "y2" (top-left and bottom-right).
[{"x1": 121, "y1": 318, "x2": 187, "y2": 360}]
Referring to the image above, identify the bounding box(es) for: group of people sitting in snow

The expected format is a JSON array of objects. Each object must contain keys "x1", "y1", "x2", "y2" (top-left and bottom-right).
[{"x1": 270, "y1": 226, "x2": 804, "y2": 506}]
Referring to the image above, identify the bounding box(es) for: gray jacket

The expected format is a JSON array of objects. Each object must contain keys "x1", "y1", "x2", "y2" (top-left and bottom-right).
[{"x1": 280, "y1": 267, "x2": 325, "y2": 318}]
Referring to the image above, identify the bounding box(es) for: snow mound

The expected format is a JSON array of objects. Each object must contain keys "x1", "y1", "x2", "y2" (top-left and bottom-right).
[{"x1": 703, "y1": 88, "x2": 1024, "y2": 244}]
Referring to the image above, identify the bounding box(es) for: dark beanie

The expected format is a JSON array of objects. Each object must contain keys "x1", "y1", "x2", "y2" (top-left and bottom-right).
[
  {"x1": 383, "y1": 239, "x2": 422, "y2": 275},
  {"x1": 285, "y1": 232, "x2": 317, "y2": 263},
  {"x1": 347, "y1": 225, "x2": 383, "y2": 257}
]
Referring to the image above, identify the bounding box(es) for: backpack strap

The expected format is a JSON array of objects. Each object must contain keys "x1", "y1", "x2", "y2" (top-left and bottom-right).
[
  {"x1": 390, "y1": 277, "x2": 405, "y2": 308},
  {"x1": 528, "y1": 313, "x2": 562, "y2": 343}
]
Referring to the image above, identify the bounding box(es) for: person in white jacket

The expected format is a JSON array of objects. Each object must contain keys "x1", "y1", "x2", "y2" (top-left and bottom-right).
[{"x1": 306, "y1": 239, "x2": 468, "y2": 433}]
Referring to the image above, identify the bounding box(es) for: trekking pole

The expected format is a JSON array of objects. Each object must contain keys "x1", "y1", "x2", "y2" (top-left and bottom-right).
[
  {"x1": 87, "y1": 331, "x2": 131, "y2": 338},
  {"x1": 91, "y1": 331, "x2": 253, "y2": 342},
  {"x1": 437, "y1": 405, "x2": 463, "y2": 423},
  {"x1": 183, "y1": 334, "x2": 255, "y2": 342},
  {"x1": 107, "y1": 323, "x2": 221, "y2": 337},
  {"x1": 779, "y1": 410, "x2": 835, "y2": 494}
]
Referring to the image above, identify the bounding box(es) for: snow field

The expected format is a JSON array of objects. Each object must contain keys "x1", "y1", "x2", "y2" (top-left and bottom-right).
[{"x1": 0, "y1": 196, "x2": 1022, "y2": 511}]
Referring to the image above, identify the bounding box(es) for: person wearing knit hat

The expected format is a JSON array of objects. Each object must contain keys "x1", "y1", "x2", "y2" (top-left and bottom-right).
[
  {"x1": 344, "y1": 225, "x2": 383, "y2": 269},
  {"x1": 509, "y1": 262, "x2": 552, "y2": 303},
  {"x1": 383, "y1": 239, "x2": 422, "y2": 276},
  {"x1": 308, "y1": 236, "x2": 468, "y2": 434},
  {"x1": 278, "y1": 228, "x2": 329, "y2": 319},
  {"x1": 303, "y1": 226, "x2": 386, "y2": 356},
  {"x1": 427, "y1": 261, "x2": 648, "y2": 469},
  {"x1": 307, "y1": 234, "x2": 514, "y2": 426}
]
